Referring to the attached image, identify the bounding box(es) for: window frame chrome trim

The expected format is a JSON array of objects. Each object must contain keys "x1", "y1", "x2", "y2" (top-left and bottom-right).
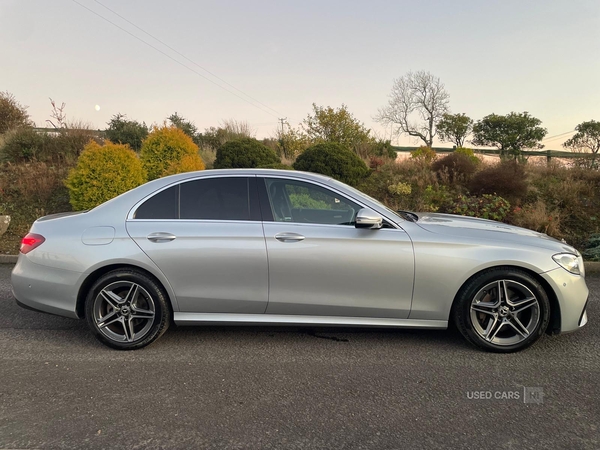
[{"x1": 127, "y1": 174, "x2": 258, "y2": 222}]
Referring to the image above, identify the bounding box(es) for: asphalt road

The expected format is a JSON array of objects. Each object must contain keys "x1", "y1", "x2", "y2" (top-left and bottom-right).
[{"x1": 0, "y1": 264, "x2": 598, "y2": 450}]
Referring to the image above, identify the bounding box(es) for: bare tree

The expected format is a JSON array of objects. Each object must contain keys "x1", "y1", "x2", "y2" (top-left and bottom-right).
[
  {"x1": 376, "y1": 71, "x2": 449, "y2": 147},
  {"x1": 46, "y1": 98, "x2": 67, "y2": 129}
]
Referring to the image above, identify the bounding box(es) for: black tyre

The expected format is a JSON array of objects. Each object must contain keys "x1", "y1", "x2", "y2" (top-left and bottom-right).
[
  {"x1": 85, "y1": 269, "x2": 170, "y2": 350},
  {"x1": 454, "y1": 268, "x2": 550, "y2": 353}
]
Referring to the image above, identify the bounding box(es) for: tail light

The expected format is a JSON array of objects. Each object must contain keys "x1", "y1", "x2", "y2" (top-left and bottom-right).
[{"x1": 20, "y1": 233, "x2": 45, "y2": 254}]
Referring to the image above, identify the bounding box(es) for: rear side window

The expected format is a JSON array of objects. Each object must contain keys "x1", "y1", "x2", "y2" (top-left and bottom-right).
[
  {"x1": 133, "y1": 177, "x2": 259, "y2": 221},
  {"x1": 180, "y1": 177, "x2": 250, "y2": 220},
  {"x1": 134, "y1": 185, "x2": 178, "y2": 219}
]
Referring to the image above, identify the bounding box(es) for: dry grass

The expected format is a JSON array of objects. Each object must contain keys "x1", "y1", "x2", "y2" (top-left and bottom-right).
[
  {"x1": 511, "y1": 200, "x2": 562, "y2": 238},
  {"x1": 280, "y1": 154, "x2": 296, "y2": 167},
  {"x1": 0, "y1": 160, "x2": 73, "y2": 253},
  {"x1": 199, "y1": 146, "x2": 217, "y2": 169}
]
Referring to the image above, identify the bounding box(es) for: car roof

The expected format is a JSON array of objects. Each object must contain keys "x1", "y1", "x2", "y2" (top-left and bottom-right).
[{"x1": 153, "y1": 168, "x2": 333, "y2": 184}]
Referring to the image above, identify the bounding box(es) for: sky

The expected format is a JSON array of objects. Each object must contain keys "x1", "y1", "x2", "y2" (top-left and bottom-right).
[{"x1": 1, "y1": 0, "x2": 599, "y2": 148}]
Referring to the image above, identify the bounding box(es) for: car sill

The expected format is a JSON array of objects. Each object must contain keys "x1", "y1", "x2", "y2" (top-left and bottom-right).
[{"x1": 173, "y1": 313, "x2": 447, "y2": 329}]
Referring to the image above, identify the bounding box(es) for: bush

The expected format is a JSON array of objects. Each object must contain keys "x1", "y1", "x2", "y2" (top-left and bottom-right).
[
  {"x1": 410, "y1": 146, "x2": 436, "y2": 162},
  {"x1": 447, "y1": 194, "x2": 511, "y2": 221},
  {"x1": 355, "y1": 140, "x2": 397, "y2": 160},
  {"x1": 214, "y1": 138, "x2": 279, "y2": 169},
  {"x1": 524, "y1": 163, "x2": 600, "y2": 248},
  {"x1": 162, "y1": 153, "x2": 205, "y2": 176},
  {"x1": 511, "y1": 200, "x2": 561, "y2": 238},
  {"x1": 371, "y1": 140, "x2": 397, "y2": 159},
  {"x1": 200, "y1": 120, "x2": 256, "y2": 150},
  {"x1": 359, "y1": 162, "x2": 407, "y2": 210},
  {"x1": 275, "y1": 129, "x2": 311, "y2": 160},
  {"x1": 469, "y1": 160, "x2": 528, "y2": 203},
  {"x1": 66, "y1": 141, "x2": 146, "y2": 210},
  {"x1": 454, "y1": 147, "x2": 480, "y2": 164},
  {"x1": 105, "y1": 113, "x2": 148, "y2": 151},
  {"x1": 257, "y1": 162, "x2": 294, "y2": 170},
  {"x1": 582, "y1": 234, "x2": 600, "y2": 261},
  {"x1": 387, "y1": 181, "x2": 412, "y2": 196},
  {"x1": 199, "y1": 146, "x2": 217, "y2": 169},
  {"x1": 359, "y1": 158, "x2": 449, "y2": 212},
  {"x1": 0, "y1": 91, "x2": 31, "y2": 134},
  {"x1": 431, "y1": 152, "x2": 478, "y2": 183},
  {"x1": 141, "y1": 125, "x2": 203, "y2": 180},
  {"x1": 55, "y1": 126, "x2": 99, "y2": 160},
  {"x1": 293, "y1": 142, "x2": 369, "y2": 187},
  {"x1": 0, "y1": 161, "x2": 73, "y2": 250},
  {"x1": 0, "y1": 127, "x2": 47, "y2": 162},
  {"x1": 1, "y1": 126, "x2": 98, "y2": 163}
]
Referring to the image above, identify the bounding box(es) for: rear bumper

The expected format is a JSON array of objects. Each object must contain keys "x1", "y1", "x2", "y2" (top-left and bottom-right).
[
  {"x1": 11, "y1": 254, "x2": 82, "y2": 319},
  {"x1": 15, "y1": 298, "x2": 58, "y2": 316},
  {"x1": 540, "y1": 267, "x2": 589, "y2": 333}
]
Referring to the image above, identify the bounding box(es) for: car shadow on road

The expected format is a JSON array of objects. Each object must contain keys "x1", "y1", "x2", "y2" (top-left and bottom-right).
[
  {"x1": 161, "y1": 323, "x2": 472, "y2": 350},
  {"x1": 4, "y1": 299, "x2": 593, "y2": 355}
]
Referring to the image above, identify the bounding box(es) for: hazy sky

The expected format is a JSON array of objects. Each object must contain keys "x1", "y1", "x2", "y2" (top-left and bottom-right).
[{"x1": 1, "y1": 0, "x2": 599, "y2": 147}]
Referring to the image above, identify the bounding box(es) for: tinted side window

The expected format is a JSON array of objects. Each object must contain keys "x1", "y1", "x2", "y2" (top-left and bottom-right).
[
  {"x1": 180, "y1": 177, "x2": 251, "y2": 220},
  {"x1": 134, "y1": 185, "x2": 178, "y2": 219}
]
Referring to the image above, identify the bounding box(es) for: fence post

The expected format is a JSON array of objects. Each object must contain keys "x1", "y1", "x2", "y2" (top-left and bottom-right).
[{"x1": 546, "y1": 150, "x2": 552, "y2": 165}]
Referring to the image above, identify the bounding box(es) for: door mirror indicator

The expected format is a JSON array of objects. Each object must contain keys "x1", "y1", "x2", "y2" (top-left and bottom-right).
[{"x1": 355, "y1": 208, "x2": 383, "y2": 229}]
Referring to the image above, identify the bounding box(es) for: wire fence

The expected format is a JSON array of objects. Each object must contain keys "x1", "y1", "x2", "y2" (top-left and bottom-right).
[
  {"x1": 33, "y1": 127, "x2": 106, "y2": 136},
  {"x1": 392, "y1": 146, "x2": 588, "y2": 161}
]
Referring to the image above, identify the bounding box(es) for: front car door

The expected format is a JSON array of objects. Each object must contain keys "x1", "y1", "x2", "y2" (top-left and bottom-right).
[
  {"x1": 259, "y1": 176, "x2": 414, "y2": 319},
  {"x1": 126, "y1": 175, "x2": 268, "y2": 314}
]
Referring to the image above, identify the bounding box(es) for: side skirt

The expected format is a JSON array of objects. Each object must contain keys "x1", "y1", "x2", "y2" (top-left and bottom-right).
[{"x1": 173, "y1": 313, "x2": 448, "y2": 329}]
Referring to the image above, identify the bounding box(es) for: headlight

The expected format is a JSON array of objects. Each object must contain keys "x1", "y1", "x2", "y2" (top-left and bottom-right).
[{"x1": 553, "y1": 253, "x2": 581, "y2": 275}]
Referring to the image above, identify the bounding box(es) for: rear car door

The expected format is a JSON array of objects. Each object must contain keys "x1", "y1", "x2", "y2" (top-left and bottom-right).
[
  {"x1": 126, "y1": 175, "x2": 268, "y2": 313},
  {"x1": 259, "y1": 176, "x2": 414, "y2": 319}
]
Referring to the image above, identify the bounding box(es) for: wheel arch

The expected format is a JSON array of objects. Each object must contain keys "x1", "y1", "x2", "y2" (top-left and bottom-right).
[
  {"x1": 449, "y1": 265, "x2": 560, "y2": 335},
  {"x1": 76, "y1": 263, "x2": 176, "y2": 319}
]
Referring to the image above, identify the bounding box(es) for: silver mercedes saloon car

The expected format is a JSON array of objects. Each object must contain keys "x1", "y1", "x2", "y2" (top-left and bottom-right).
[{"x1": 11, "y1": 169, "x2": 589, "y2": 352}]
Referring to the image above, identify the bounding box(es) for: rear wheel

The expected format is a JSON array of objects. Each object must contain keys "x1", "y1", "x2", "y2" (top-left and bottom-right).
[
  {"x1": 454, "y1": 268, "x2": 550, "y2": 353},
  {"x1": 85, "y1": 269, "x2": 170, "y2": 350}
]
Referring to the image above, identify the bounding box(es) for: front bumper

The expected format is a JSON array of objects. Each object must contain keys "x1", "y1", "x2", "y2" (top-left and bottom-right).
[
  {"x1": 11, "y1": 254, "x2": 82, "y2": 319},
  {"x1": 540, "y1": 267, "x2": 589, "y2": 333}
]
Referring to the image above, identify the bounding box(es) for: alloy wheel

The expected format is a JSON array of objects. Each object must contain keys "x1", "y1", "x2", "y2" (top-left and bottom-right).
[
  {"x1": 470, "y1": 279, "x2": 541, "y2": 346},
  {"x1": 92, "y1": 281, "x2": 156, "y2": 343}
]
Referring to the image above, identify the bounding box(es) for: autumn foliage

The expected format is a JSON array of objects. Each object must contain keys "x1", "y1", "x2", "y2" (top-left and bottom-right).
[
  {"x1": 65, "y1": 141, "x2": 145, "y2": 210},
  {"x1": 141, "y1": 125, "x2": 204, "y2": 180}
]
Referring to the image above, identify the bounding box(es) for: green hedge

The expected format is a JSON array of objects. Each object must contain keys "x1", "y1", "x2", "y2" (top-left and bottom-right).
[
  {"x1": 293, "y1": 142, "x2": 369, "y2": 186},
  {"x1": 214, "y1": 138, "x2": 280, "y2": 169}
]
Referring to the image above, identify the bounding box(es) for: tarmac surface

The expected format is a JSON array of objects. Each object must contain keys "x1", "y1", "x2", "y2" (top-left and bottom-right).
[{"x1": 0, "y1": 263, "x2": 598, "y2": 449}]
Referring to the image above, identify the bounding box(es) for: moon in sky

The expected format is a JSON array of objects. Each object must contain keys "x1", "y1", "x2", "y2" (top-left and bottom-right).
[{"x1": 95, "y1": 105, "x2": 101, "y2": 111}]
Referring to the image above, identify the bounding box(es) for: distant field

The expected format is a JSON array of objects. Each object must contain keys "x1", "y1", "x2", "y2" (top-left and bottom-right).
[{"x1": 393, "y1": 146, "x2": 584, "y2": 164}]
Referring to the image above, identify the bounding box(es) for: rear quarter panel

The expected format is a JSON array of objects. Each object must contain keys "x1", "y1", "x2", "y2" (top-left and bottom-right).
[{"x1": 25, "y1": 210, "x2": 180, "y2": 313}]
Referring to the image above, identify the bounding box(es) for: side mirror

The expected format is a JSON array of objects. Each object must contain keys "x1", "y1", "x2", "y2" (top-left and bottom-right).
[{"x1": 355, "y1": 208, "x2": 383, "y2": 229}]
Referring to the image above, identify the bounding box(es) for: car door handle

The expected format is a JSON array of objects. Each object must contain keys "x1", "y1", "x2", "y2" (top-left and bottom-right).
[
  {"x1": 275, "y1": 232, "x2": 305, "y2": 242},
  {"x1": 147, "y1": 232, "x2": 177, "y2": 243}
]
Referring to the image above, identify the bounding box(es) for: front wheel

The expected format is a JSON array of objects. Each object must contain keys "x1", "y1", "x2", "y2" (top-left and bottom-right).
[
  {"x1": 454, "y1": 268, "x2": 550, "y2": 353},
  {"x1": 85, "y1": 269, "x2": 170, "y2": 350}
]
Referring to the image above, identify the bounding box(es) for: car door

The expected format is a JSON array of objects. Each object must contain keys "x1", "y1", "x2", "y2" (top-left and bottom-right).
[
  {"x1": 126, "y1": 175, "x2": 268, "y2": 314},
  {"x1": 259, "y1": 177, "x2": 414, "y2": 319}
]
